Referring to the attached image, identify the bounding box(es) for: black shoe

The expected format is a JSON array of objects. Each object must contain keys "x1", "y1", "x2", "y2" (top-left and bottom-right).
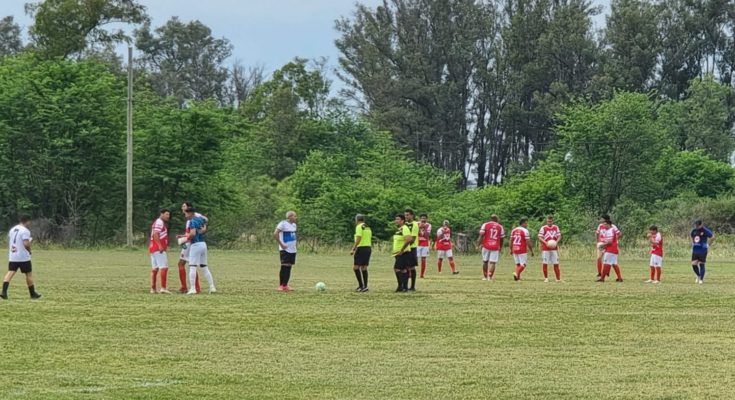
[
  {"x1": 355, "y1": 287, "x2": 363, "y2": 292},
  {"x1": 360, "y1": 287, "x2": 369, "y2": 292},
  {"x1": 0, "y1": 293, "x2": 7, "y2": 299},
  {"x1": 615, "y1": 278, "x2": 623, "y2": 283},
  {"x1": 596, "y1": 274, "x2": 601, "y2": 278},
  {"x1": 595, "y1": 277, "x2": 604, "y2": 282},
  {"x1": 453, "y1": 271, "x2": 460, "y2": 275},
  {"x1": 401, "y1": 288, "x2": 409, "y2": 293},
  {"x1": 30, "y1": 293, "x2": 41, "y2": 299},
  {"x1": 408, "y1": 288, "x2": 416, "y2": 292},
  {"x1": 396, "y1": 287, "x2": 403, "y2": 293},
  {"x1": 513, "y1": 273, "x2": 519, "y2": 281}
]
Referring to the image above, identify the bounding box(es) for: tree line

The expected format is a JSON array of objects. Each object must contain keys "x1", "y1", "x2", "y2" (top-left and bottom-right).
[{"x1": 0, "y1": 0, "x2": 733, "y2": 246}]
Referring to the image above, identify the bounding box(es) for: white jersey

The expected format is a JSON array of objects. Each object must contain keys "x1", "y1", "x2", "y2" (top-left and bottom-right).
[
  {"x1": 276, "y1": 220, "x2": 297, "y2": 253},
  {"x1": 8, "y1": 224, "x2": 31, "y2": 262}
]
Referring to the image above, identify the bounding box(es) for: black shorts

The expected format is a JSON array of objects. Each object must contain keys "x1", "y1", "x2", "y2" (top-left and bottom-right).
[
  {"x1": 353, "y1": 247, "x2": 371, "y2": 266},
  {"x1": 409, "y1": 248, "x2": 418, "y2": 267},
  {"x1": 280, "y1": 251, "x2": 296, "y2": 265},
  {"x1": 692, "y1": 252, "x2": 708, "y2": 263},
  {"x1": 394, "y1": 253, "x2": 412, "y2": 270},
  {"x1": 8, "y1": 261, "x2": 32, "y2": 273}
]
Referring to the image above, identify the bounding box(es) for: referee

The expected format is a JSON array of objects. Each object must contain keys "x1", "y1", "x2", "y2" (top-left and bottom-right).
[
  {"x1": 393, "y1": 214, "x2": 413, "y2": 292},
  {"x1": 350, "y1": 214, "x2": 372, "y2": 292}
]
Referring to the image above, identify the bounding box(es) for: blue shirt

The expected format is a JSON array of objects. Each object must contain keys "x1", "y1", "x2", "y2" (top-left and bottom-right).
[
  {"x1": 691, "y1": 227, "x2": 713, "y2": 253},
  {"x1": 190, "y1": 216, "x2": 206, "y2": 244}
]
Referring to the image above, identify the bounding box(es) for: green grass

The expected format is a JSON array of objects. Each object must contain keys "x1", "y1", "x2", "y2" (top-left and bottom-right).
[{"x1": 1, "y1": 249, "x2": 734, "y2": 399}]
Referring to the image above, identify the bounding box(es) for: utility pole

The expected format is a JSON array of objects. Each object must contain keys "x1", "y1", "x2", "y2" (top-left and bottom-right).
[{"x1": 126, "y1": 46, "x2": 134, "y2": 247}]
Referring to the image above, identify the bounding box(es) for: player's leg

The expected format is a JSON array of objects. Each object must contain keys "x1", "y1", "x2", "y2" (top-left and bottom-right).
[
  {"x1": 437, "y1": 252, "x2": 443, "y2": 273},
  {"x1": 177, "y1": 255, "x2": 188, "y2": 293},
  {"x1": 596, "y1": 247, "x2": 603, "y2": 277},
  {"x1": 698, "y1": 253, "x2": 707, "y2": 283},
  {"x1": 542, "y1": 251, "x2": 549, "y2": 282},
  {"x1": 612, "y1": 263, "x2": 623, "y2": 281},
  {"x1": 481, "y1": 249, "x2": 489, "y2": 279},
  {"x1": 655, "y1": 266, "x2": 662, "y2": 282},
  {"x1": 448, "y1": 250, "x2": 457, "y2": 274},
  {"x1": 360, "y1": 266, "x2": 369, "y2": 292},
  {"x1": 647, "y1": 256, "x2": 655, "y2": 282},
  {"x1": 150, "y1": 254, "x2": 159, "y2": 294},
  {"x1": 552, "y1": 251, "x2": 561, "y2": 281},
  {"x1": 1, "y1": 267, "x2": 17, "y2": 299},
  {"x1": 187, "y1": 244, "x2": 201, "y2": 294},
  {"x1": 20, "y1": 263, "x2": 40, "y2": 299},
  {"x1": 353, "y1": 264, "x2": 364, "y2": 291},
  {"x1": 487, "y1": 251, "x2": 498, "y2": 278}
]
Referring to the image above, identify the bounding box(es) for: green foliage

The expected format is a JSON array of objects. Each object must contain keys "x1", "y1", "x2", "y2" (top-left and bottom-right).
[
  {"x1": 0, "y1": 16, "x2": 23, "y2": 57},
  {"x1": 26, "y1": 0, "x2": 148, "y2": 59},
  {"x1": 654, "y1": 150, "x2": 734, "y2": 199}
]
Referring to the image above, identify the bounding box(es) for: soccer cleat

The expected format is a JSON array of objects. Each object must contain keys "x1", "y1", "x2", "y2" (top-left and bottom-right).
[
  {"x1": 0, "y1": 293, "x2": 7, "y2": 299},
  {"x1": 186, "y1": 289, "x2": 197, "y2": 295},
  {"x1": 482, "y1": 277, "x2": 488, "y2": 281},
  {"x1": 595, "y1": 277, "x2": 604, "y2": 282},
  {"x1": 395, "y1": 288, "x2": 403, "y2": 293},
  {"x1": 695, "y1": 278, "x2": 700, "y2": 284},
  {"x1": 178, "y1": 287, "x2": 188, "y2": 294},
  {"x1": 408, "y1": 288, "x2": 416, "y2": 292},
  {"x1": 360, "y1": 287, "x2": 369, "y2": 292},
  {"x1": 556, "y1": 279, "x2": 562, "y2": 283},
  {"x1": 150, "y1": 289, "x2": 157, "y2": 294},
  {"x1": 355, "y1": 287, "x2": 363, "y2": 292},
  {"x1": 513, "y1": 273, "x2": 519, "y2": 281},
  {"x1": 278, "y1": 285, "x2": 287, "y2": 292},
  {"x1": 544, "y1": 278, "x2": 549, "y2": 283},
  {"x1": 158, "y1": 288, "x2": 172, "y2": 294},
  {"x1": 645, "y1": 279, "x2": 653, "y2": 283},
  {"x1": 30, "y1": 293, "x2": 41, "y2": 299},
  {"x1": 209, "y1": 287, "x2": 217, "y2": 294},
  {"x1": 697, "y1": 280, "x2": 703, "y2": 284},
  {"x1": 284, "y1": 285, "x2": 293, "y2": 291},
  {"x1": 652, "y1": 280, "x2": 660, "y2": 284},
  {"x1": 616, "y1": 278, "x2": 624, "y2": 282},
  {"x1": 453, "y1": 271, "x2": 460, "y2": 275}
]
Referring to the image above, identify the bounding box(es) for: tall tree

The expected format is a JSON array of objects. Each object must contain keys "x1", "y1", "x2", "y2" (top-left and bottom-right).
[
  {"x1": 26, "y1": 0, "x2": 148, "y2": 59},
  {"x1": 0, "y1": 16, "x2": 23, "y2": 57},
  {"x1": 135, "y1": 18, "x2": 233, "y2": 105}
]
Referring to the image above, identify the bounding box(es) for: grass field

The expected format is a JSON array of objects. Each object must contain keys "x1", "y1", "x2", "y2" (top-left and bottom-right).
[{"x1": 1, "y1": 248, "x2": 734, "y2": 399}]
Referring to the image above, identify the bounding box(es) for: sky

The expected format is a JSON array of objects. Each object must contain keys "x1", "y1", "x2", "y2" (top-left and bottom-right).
[{"x1": 2, "y1": 0, "x2": 610, "y2": 86}]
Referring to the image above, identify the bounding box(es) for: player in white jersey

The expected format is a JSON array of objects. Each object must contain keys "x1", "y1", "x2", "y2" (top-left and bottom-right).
[
  {"x1": 274, "y1": 211, "x2": 298, "y2": 291},
  {"x1": 177, "y1": 202, "x2": 201, "y2": 293},
  {"x1": 1, "y1": 215, "x2": 41, "y2": 299}
]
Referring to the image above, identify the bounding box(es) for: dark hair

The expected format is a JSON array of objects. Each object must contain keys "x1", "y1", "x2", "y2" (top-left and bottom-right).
[
  {"x1": 519, "y1": 218, "x2": 528, "y2": 225},
  {"x1": 160, "y1": 208, "x2": 170, "y2": 215},
  {"x1": 19, "y1": 215, "x2": 31, "y2": 223},
  {"x1": 694, "y1": 219, "x2": 703, "y2": 226},
  {"x1": 547, "y1": 215, "x2": 554, "y2": 220},
  {"x1": 404, "y1": 208, "x2": 414, "y2": 216},
  {"x1": 649, "y1": 225, "x2": 658, "y2": 231},
  {"x1": 395, "y1": 214, "x2": 406, "y2": 221},
  {"x1": 185, "y1": 208, "x2": 196, "y2": 213},
  {"x1": 183, "y1": 201, "x2": 193, "y2": 207},
  {"x1": 490, "y1": 214, "x2": 499, "y2": 222},
  {"x1": 602, "y1": 215, "x2": 612, "y2": 224},
  {"x1": 419, "y1": 213, "x2": 428, "y2": 218},
  {"x1": 355, "y1": 214, "x2": 365, "y2": 222}
]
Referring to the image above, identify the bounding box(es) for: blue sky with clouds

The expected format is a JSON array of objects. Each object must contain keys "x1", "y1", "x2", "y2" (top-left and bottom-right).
[{"x1": 3, "y1": 0, "x2": 610, "y2": 83}]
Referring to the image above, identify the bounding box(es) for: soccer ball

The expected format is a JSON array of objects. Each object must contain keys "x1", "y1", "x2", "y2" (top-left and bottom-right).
[
  {"x1": 315, "y1": 282, "x2": 327, "y2": 292},
  {"x1": 546, "y1": 240, "x2": 557, "y2": 249}
]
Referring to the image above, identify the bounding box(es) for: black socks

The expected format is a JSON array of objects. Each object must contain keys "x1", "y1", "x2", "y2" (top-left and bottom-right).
[
  {"x1": 354, "y1": 269, "x2": 364, "y2": 288},
  {"x1": 279, "y1": 265, "x2": 292, "y2": 286}
]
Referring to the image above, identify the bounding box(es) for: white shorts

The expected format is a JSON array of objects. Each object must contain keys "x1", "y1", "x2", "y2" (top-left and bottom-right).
[
  {"x1": 189, "y1": 242, "x2": 208, "y2": 266},
  {"x1": 542, "y1": 250, "x2": 559, "y2": 265},
  {"x1": 150, "y1": 252, "x2": 168, "y2": 268},
  {"x1": 417, "y1": 246, "x2": 430, "y2": 258},
  {"x1": 650, "y1": 255, "x2": 663, "y2": 267},
  {"x1": 437, "y1": 249, "x2": 453, "y2": 259},
  {"x1": 513, "y1": 253, "x2": 528, "y2": 266},
  {"x1": 482, "y1": 248, "x2": 499, "y2": 263},
  {"x1": 603, "y1": 252, "x2": 618, "y2": 266},
  {"x1": 179, "y1": 245, "x2": 190, "y2": 262}
]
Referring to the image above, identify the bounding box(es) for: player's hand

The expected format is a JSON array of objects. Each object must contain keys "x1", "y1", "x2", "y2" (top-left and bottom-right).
[
  {"x1": 279, "y1": 243, "x2": 287, "y2": 250},
  {"x1": 350, "y1": 248, "x2": 355, "y2": 255}
]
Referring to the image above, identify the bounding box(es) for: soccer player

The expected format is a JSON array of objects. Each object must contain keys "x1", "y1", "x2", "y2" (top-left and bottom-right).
[
  {"x1": 435, "y1": 220, "x2": 458, "y2": 274},
  {"x1": 149, "y1": 208, "x2": 172, "y2": 294},
  {"x1": 350, "y1": 214, "x2": 372, "y2": 292},
  {"x1": 274, "y1": 211, "x2": 298, "y2": 291},
  {"x1": 478, "y1": 214, "x2": 504, "y2": 280},
  {"x1": 646, "y1": 225, "x2": 663, "y2": 284},
  {"x1": 1, "y1": 215, "x2": 41, "y2": 300},
  {"x1": 417, "y1": 213, "x2": 432, "y2": 278},
  {"x1": 404, "y1": 209, "x2": 419, "y2": 291},
  {"x1": 511, "y1": 218, "x2": 534, "y2": 281},
  {"x1": 595, "y1": 215, "x2": 621, "y2": 278},
  {"x1": 596, "y1": 216, "x2": 623, "y2": 282},
  {"x1": 185, "y1": 208, "x2": 216, "y2": 294},
  {"x1": 392, "y1": 214, "x2": 413, "y2": 292},
  {"x1": 177, "y1": 201, "x2": 201, "y2": 294},
  {"x1": 691, "y1": 219, "x2": 714, "y2": 284},
  {"x1": 538, "y1": 215, "x2": 562, "y2": 282}
]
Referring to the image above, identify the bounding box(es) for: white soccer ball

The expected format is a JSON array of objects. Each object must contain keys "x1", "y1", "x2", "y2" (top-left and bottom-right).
[
  {"x1": 546, "y1": 240, "x2": 557, "y2": 249},
  {"x1": 315, "y1": 282, "x2": 327, "y2": 292}
]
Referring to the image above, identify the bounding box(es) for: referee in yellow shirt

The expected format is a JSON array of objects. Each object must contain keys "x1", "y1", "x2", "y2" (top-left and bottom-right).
[{"x1": 350, "y1": 214, "x2": 372, "y2": 292}]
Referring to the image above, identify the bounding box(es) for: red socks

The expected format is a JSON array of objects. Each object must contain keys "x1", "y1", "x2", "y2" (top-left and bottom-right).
[
  {"x1": 601, "y1": 264, "x2": 612, "y2": 281},
  {"x1": 449, "y1": 260, "x2": 456, "y2": 273},
  {"x1": 420, "y1": 258, "x2": 426, "y2": 278},
  {"x1": 655, "y1": 268, "x2": 662, "y2": 281},
  {"x1": 160, "y1": 268, "x2": 168, "y2": 289},
  {"x1": 178, "y1": 262, "x2": 187, "y2": 290},
  {"x1": 650, "y1": 267, "x2": 655, "y2": 280},
  {"x1": 150, "y1": 269, "x2": 158, "y2": 290},
  {"x1": 612, "y1": 264, "x2": 622, "y2": 280},
  {"x1": 515, "y1": 264, "x2": 525, "y2": 279},
  {"x1": 553, "y1": 264, "x2": 560, "y2": 281},
  {"x1": 597, "y1": 259, "x2": 603, "y2": 275},
  {"x1": 437, "y1": 259, "x2": 443, "y2": 273},
  {"x1": 542, "y1": 264, "x2": 548, "y2": 279}
]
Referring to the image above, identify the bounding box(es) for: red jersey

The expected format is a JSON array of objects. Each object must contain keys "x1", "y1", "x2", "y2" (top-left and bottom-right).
[
  {"x1": 538, "y1": 224, "x2": 561, "y2": 251},
  {"x1": 435, "y1": 227, "x2": 452, "y2": 250},
  {"x1": 149, "y1": 218, "x2": 168, "y2": 253},
  {"x1": 650, "y1": 232, "x2": 663, "y2": 256},
  {"x1": 510, "y1": 227, "x2": 530, "y2": 255},
  {"x1": 480, "y1": 221, "x2": 504, "y2": 251},
  {"x1": 599, "y1": 226, "x2": 619, "y2": 254},
  {"x1": 596, "y1": 223, "x2": 620, "y2": 241},
  {"x1": 418, "y1": 222, "x2": 432, "y2": 247}
]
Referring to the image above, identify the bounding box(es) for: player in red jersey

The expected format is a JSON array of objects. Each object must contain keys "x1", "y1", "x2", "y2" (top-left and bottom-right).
[
  {"x1": 538, "y1": 215, "x2": 562, "y2": 282},
  {"x1": 595, "y1": 215, "x2": 621, "y2": 278},
  {"x1": 149, "y1": 209, "x2": 171, "y2": 294},
  {"x1": 435, "y1": 220, "x2": 458, "y2": 274},
  {"x1": 596, "y1": 216, "x2": 623, "y2": 282},
  {"x1": 646, "y1": 225, "x2": 663, "y2": 283},
  {"x1": 477, "y1": 214, "x2": 504, "y2": 280},
  {"x1": 417, "y1": 214, "x2": 432, "y2": 278},
  {"x1": 510, "y1": 218, "x2": 534, "y2": 281}
]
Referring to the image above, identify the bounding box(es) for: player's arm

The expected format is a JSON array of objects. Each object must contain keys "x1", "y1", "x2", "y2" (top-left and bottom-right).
[
  {"x1": 273, "y1": 227, "x2": 287, "y2": 250},
  {"x1": 708, "y1": 229, "x2": 715, "y2": 244},
  {"x1": 527, "y1": 235, "x2": 534, "y2": 257},
  {"x1": 23, "y1": 237, "x2": 31, "y2": 255},
  {"x1": 351, "y1": 226, "x2": 362, "y2": 255},
  {"x1": 476, "y1": 227, "x2": 485, "y2": 248},
  {"x1": 400, "y1": 227, "x2": 413, "y2": 255},
  {"x1": 152, "y1": 230, "x2": 163, "y2": 253}
]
